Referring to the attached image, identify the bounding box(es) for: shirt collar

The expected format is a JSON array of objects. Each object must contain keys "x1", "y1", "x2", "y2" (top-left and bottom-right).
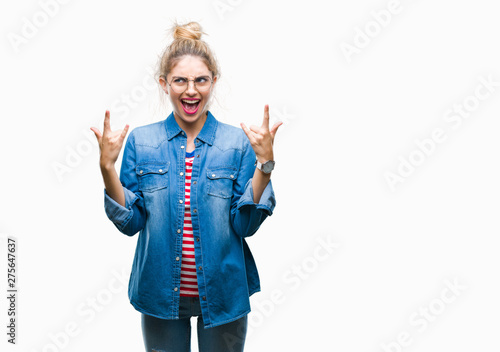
[{"x1": 165, "y1": 111, "x2": 217, "y2": 146}]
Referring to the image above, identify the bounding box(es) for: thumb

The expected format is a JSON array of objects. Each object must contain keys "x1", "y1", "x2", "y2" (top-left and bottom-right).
[
  {"x1": 270, "y1": 121, "x2": 283, "y2": 139},
  {"x1": 90, "y1": 127, "x2": 102, "y2": 142},
  {"x1": 119, "y1": 124, "x2": 130, "y2": 143}
]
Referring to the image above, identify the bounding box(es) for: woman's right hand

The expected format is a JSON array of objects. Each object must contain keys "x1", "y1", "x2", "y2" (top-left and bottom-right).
[{"x1": 90, "y1": 110, "x2": 129, "y2": 169}]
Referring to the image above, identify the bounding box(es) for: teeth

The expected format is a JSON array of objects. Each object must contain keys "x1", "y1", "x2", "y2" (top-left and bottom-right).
[{"x1": 182, "y1": 99, "x2": 199, "y2": 104}]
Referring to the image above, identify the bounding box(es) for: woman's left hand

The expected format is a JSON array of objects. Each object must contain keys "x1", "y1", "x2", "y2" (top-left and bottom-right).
[{"x1": 240, "y1": 105, "x2": 282, "y2": 163}]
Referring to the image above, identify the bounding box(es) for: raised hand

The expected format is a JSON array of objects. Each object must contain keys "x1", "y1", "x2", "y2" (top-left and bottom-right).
[
  {"x1": 90, "y1": 110, "x2": 129, "y2": 168},
  {"x1": 240, "y1": 105, "x2": 282, "y2": 163}
]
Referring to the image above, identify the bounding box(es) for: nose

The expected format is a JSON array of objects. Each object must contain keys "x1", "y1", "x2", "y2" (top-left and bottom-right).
[{"x1": 185, "y1": 80, "x2": 197, "y2": 95}]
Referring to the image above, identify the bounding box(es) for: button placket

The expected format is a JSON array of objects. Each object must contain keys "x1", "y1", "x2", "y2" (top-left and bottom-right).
[
  {"x1": 176, "y1": 138, "x2": 188, "y2": 296},
  {"x1": 187, "y1": 141, "x2": 204, "y2": 303}
]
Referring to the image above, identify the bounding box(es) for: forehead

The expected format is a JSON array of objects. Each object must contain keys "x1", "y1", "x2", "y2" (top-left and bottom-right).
[{"x1": 170, "y1": 55, "x2": 210, "y2": 77}]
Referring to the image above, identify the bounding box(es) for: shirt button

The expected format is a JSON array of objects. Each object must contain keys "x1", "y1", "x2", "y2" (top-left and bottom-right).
[
  {"x1": 180, "y1": 172, "x2": 184, "y2": 176},
  {"x1": 159, "y1": 169, "x2": 163, "y2": 172},
  {"x1": 211, "y1": 174, "x2": 216, "y2": 177},
  {"x1": 193, "y1": 209, "x2": 197, "y2": 213},
  {"x1": 174, "y1": 287, "x2": 178, "y2": 292},
  {"x1": 181, "y1": 145, "x2": 185, "y2": 149},
  {"x1": 193, "y1": 181, "x2": 197, "y2": 184},
  {"x1": 179, "y1": 200, "x2": 183, "y2": 204},
  {"x1": 202, "y1": 296, "x2": 206, "y2": 301},
  {"x1": 177, "y1": 229, "x2": 181, "y2": 233},
  {"x1": 198, "y1": 266, "x2": 202, "y2": 271},
  {"x1": 196, "y1": 155, "x2": 200, "y2": 158},
  {"x1": 176, "y1": 257, "x2": 180, "y2": 261},
  {"x1": 196, "y1": 237, "x2": 200, "y2": 242},
  {"x1": 139, "y1": 170, "x2": 143, "y2": 174},
  {"x1": 196, "y1": 139, "x2": 200, "y2": 143},
  {"x1": 230, "y1": 175, "x2": 234, "y2": 178}
]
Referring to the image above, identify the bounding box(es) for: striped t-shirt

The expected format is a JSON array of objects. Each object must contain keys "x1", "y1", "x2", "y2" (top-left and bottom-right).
[{"x1": 180, "y1": 150, "x2": 198, "y2": 297}]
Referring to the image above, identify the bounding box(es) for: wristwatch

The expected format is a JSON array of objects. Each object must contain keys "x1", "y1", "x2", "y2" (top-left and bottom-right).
[{"x1": 255, "y1": 159, "x2": 275, "y2": 174}]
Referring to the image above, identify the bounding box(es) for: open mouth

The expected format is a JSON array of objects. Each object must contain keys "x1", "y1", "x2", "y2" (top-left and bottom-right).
[{"x1": 181, "y1": 99, "x2": 200, "y2": 115}]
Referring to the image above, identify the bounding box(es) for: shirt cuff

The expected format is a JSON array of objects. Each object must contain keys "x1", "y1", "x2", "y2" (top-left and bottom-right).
[
  {"x1": 236, "y1": 178, "x2": 276, "y2": 216},
  {"x1": 103, "y1": 187, "x2": 139, "y2": 228}
]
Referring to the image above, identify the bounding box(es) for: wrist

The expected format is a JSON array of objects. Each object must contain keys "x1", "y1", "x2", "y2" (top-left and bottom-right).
[
  {"x1": 100, "y1": 160, "x2": 116, "y2": 172},
  {"x1": 256, "y1": 154, "x2": 273, "y2": 164}
]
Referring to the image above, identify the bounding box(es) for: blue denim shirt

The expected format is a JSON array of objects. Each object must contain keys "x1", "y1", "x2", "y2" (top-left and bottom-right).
[{"x1": 103, "y1": 111, "x2": 276, "y2": 328}]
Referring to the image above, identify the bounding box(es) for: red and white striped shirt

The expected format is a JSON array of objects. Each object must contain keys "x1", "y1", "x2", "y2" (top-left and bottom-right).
[{"x1": 180, "y1": 151, "x2": 198, "y2": 297}]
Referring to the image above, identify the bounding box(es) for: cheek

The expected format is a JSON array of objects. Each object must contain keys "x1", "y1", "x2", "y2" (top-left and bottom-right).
[
  {"x1": 168, "y1": 93, "x2": 180, "y2": 104},
  {"x1": 202, "y1": 92, "x2": 212, "y2": 102}
]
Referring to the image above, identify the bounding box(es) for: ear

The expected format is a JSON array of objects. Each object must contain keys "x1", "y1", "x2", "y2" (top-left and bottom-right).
[{"x1": 159, "y1": 75, "x2": 169, "y2": 94}]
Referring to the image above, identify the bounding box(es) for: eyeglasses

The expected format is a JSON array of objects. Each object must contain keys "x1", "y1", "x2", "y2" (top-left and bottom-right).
[{"x1": 164, "y1": 75, "x2": 213, "y2": 93}]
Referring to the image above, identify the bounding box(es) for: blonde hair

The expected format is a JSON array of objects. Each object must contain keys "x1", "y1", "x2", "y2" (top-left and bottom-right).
[{"x1": 157, "y1": 21, "x2": 220, "y2": 81}]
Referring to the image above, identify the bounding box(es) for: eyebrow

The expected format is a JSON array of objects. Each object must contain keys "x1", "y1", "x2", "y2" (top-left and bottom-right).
[{"x1": 172, "y1": 75, "x2": 211, "y2": 78}]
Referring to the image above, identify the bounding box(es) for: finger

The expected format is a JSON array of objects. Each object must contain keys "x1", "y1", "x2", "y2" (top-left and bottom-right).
[
  {"x1": 270, "y1": 121, "x2": 283, "y2": 138},
  {"x1": 261, "y1": 104, "x2": 270, "y2": 131},
  {"x1": 240, "y1": 122, "x2": 251, "y2": 136},
  {"x1": 240, "y1": 123, "x2": 255, "y2": 143},
  {"x1": 119, "y1": 124, "x2": 130, "y2": 142},
  {"x1": 90, "y1": 127, "x2": 102, "y2": 141},
  {"x1": 249, "y1": 125, "x2": 260, "y2": 134},
  {"x1": 103, "y1": 110, "x2": 111, "y2": 134}
]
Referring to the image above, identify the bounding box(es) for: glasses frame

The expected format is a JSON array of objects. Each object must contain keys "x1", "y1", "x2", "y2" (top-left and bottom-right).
[{"x1": 163, "y1": 75, "x2": 214, "y2": 93}]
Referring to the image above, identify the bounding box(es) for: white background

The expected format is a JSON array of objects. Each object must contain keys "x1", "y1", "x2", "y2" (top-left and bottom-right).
[{"x1": 1, "y1": 0, "x2": 500, "y2": 351}]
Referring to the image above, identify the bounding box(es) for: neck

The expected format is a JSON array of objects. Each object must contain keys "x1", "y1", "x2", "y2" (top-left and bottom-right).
[{"x1": 174, "y1": 111, "x2": 208, "y2": 140}]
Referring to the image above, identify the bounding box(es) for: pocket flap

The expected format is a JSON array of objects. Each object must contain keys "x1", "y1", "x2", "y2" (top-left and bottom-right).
[
  {"x1": 206, "y1": 167, "x2": 238, "y2": 180},
  {"x1": 136, "y1": 162, "x2": 169, "y2": 176}
]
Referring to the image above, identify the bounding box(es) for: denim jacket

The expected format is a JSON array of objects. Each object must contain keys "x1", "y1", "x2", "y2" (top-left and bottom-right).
[{"x1": 103, "y1": 111, "x2": 276, "y2": 328}]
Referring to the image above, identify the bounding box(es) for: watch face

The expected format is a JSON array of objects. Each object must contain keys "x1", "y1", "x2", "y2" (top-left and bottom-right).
[{"x1": 262, "y1": 160, "x2": 275, "y2": 173}]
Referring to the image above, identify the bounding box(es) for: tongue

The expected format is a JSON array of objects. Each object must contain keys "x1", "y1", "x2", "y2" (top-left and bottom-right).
[{"x1": 182, "y1": 101, "x2": 198, "y2": 113}]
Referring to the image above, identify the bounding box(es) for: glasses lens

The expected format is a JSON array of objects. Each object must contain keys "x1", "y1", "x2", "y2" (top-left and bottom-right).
[
  {"x1": 171, "y1": 78, "x2": 187, "y2": 93},
  {"x1": 195, "y1": 76, "x2": 212, "y2": 91}
]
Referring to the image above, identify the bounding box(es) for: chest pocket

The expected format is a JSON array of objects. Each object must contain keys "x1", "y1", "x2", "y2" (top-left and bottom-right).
[
  {"x1": 206, "y1": 167, "x2": 238, "y2": 199},
  {"x1": 136, "y1": 162, "x2": 169, "y2": 192}
]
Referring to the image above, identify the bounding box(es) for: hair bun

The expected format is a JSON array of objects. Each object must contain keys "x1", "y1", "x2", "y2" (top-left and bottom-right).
[{"x1": 172, "y1": 21, "x2": 204, "y2": 41}]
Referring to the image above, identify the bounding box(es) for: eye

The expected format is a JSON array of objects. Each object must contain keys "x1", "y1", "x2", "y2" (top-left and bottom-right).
[
  {"x1": 195, "y1": 76, "x2": 210, "y2": 83},
  {"x1": 173, "y1": 77, "x2": 187, "y2": 83}
]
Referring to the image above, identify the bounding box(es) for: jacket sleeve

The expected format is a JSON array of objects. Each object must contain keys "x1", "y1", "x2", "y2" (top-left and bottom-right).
[
  {"x1": 103, "y1": 130, "x2": 147, "y2": 236},
  {"x1": 230, "y1": 136, "x2": 276, "y2": 238}
]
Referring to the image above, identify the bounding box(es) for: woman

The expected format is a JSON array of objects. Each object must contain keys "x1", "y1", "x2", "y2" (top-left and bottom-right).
[{"x1": 91, "y1": 21, "x2": 281, "y2": 351}]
